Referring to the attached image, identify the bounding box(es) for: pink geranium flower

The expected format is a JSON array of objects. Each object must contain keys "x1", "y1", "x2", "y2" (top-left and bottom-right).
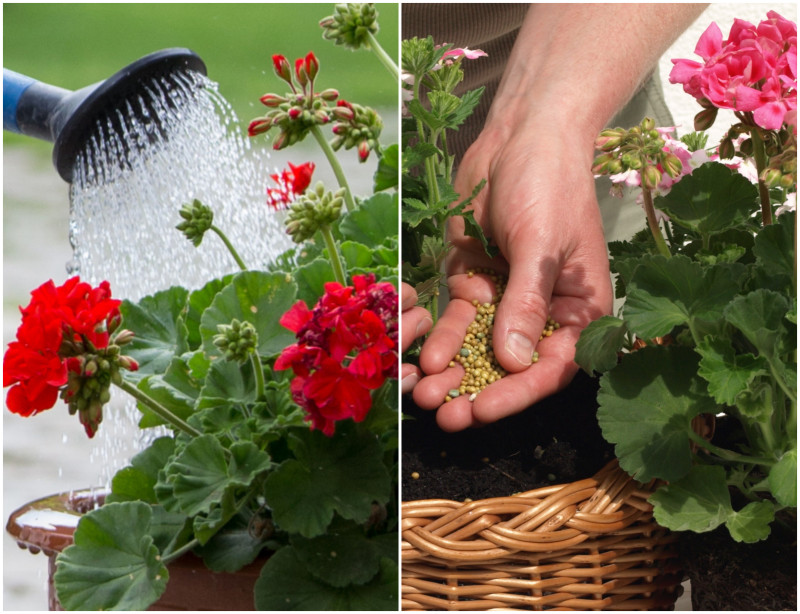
[{"x1": 669, "y1": 11, "x2": 797, "y2": 131}]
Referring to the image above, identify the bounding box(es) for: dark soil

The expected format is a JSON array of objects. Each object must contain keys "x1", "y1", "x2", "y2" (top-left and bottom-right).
[
  {"x1": 401, "y1": 370, "x2": 615, "y2": 502},
  {"x1": 678, "y1": 517, "x2": 797, "y2": 610}
]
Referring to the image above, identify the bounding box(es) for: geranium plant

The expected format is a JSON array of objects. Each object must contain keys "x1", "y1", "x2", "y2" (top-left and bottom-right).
[
  {"x1": 577, "y1": 10, "x2": 796, "y2": 543},
  {"x1": 3, "y1": 4, "x2": 399, "y2": 610}
]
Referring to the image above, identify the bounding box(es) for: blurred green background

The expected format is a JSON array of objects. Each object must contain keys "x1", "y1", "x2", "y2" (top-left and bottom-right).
[{"x1": 3, "y1": 2, "x2": 399, "y2": 156}]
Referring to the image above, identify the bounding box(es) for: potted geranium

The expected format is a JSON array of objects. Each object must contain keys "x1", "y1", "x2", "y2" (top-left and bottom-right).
[
  {"x1": 578, "y1": 10, "x2": 796, "y2": 610},
  {"x1": 4, "y1": 4, "x2": 400, "y2": 611}
]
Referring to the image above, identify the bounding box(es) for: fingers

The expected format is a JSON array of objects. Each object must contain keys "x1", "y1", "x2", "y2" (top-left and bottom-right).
[{"x1": 401, "y1": 306, "x2": 432, "y2": 353}]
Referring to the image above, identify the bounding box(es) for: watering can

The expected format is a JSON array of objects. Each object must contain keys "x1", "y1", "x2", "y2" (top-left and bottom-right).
[{"x1": 3, "y1": 48, "x2": 206, "y2": 182}]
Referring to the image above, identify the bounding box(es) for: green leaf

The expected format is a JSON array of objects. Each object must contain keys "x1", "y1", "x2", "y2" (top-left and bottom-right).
[
  {"x1": 401, "y1": 142, "x2": 439, "y2": 172},
  {"x1": 406, "y1": 98, "x2": 448, "y2": 132},
  {"x1": 293, "y1": 257, "x2": 335, "y2": 307},
  {"x1": 292, "y1": 520, "x2": 394, "y2": 587},
  {"x1": 650, "y1": 465, "x2": 732, "y2": 533},
  {"x1": 753, "y1": 211, "x2": 795, "y2": 281},
  {"x1": 200, "y1": 271, "x2": 297, "y2": 359},
  {"x1": 197, "y1": 358, "x2": 257, "y2": 410},
  {"x1": 54, "y1": 502, "x2": 167, "y2": 611},
  {"x1": 264, "y1": 422, "x2": 391, "y2": 538},
  {"x1": 373, "y1": 144, "x2": 398, "y2": 192},
  {"x1": 597, "y1": 345, "x2": 717, "y2": 482},
  {"x1": 727, "y1": 500, "x2": 775, "y2": 543},
  {"x1": 447, "y1": 87, "x2": 484, "y2": 129},
  {"x1": 108, "y1": 437, "x2": 177, "y2": 504},
  {"x1": 654, "y1": 162, "x2": 758, "y2": 235},
  {"x1": 575, "y1": 316, "x2": 628, "y2": 374},
  {"x1": 340, "y1": 192, "x2": 397, "y2": 246},
  {"x1": 624, "y1": 254, "x2": 739, "y2": 339},
  {"x1": 724, "y1": 288, "x2": 790, "y2": 359},
  {"x1": 254, "y1": 547, "x2": 397, "y2": 611},
  {"x1": 401, "y1": 197, "x2": 447, "y2": 228},
  {"x1": 696, "y1": 337, "x2": 769, "y2": 406},
  {"x1": 195, "y1": 510, "x2": 270, "y2": 572},
  {"x1": 183, "y1": 276, "x2": 235, "y2": 349},
  {"x1": 135, "y1": 357, "x2": 200, "y2": 428},
  {"x1": 120, "y1": 287, "x2": 190, "y2": 380},
  {"x1": 164, "y1": 436, "x2": 272, "y2": 517},
  {"x1": 340, "y1": 240, "x2": 373, "y2": 269},
  {"x1": 769, "y1": 448, "x2": 797, "y2": 507}
]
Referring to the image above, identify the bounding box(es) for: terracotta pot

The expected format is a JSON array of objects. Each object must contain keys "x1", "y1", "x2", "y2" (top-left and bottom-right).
[{"x1": 6, "y1": 489, "x2": 267, "y2": 611}]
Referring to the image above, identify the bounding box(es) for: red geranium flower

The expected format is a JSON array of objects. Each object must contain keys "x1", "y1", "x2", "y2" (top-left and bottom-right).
[
  {"x1": 266, "y1": 161, "x2": 315, "y2": 210},
  {"x1": 275, "y1": 274, "x2": 398, "y2": 435}
]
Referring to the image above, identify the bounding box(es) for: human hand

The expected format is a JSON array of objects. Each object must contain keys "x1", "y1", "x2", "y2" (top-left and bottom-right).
[
  {"x1": 400, "y1": 282, "x2": 433, "y2": 394},
  {"x1": 412, "y1": 122, "x2": 614, "y2": 431}
]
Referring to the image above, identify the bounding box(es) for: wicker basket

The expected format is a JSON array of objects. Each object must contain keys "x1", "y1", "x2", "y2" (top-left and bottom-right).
[{"x1": 401, "y1": 460, "x2": 683, "y2": 611}]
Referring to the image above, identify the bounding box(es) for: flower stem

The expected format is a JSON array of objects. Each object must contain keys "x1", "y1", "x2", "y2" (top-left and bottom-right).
[
  {"x1": 366, "y1": 31, "x2": 398, "y2": 80},
  {"x1": 250, "y1": 352, "x2": 266, "y2": 401},
  {"x1": 750, "y1": 128, "x2": 774, "y2": 226},
  {"x1": 310, "y1": 125, "x2": 356, "y2": 212},
  {"x1": 687, "y1": 429, "x2": 774, "y2": 467},
  {"x1": 319, "y1": 224, "x2": 347, "y2": 285},
  {"x1": 162, "y1": 537, "x2": 200, "y2": 565},
  {"x1": 211, "y1": 225, "x2": 247, "y2": 271},
  {"x1": 115, "y1": 379, "x2": 202, "y2": 438},
  {"x1": 641, "y1": 187, "x2": 672, "y2": 258}
]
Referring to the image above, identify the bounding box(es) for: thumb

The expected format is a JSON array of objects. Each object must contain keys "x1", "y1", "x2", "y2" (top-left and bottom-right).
[{"x1": 491, "y1": 251, "x2": 557, "y2": 373}]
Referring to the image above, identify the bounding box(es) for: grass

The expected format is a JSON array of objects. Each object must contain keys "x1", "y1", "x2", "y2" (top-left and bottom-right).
[{"x1": 3, "y1": 3, "x2": 399, "y2": 149}]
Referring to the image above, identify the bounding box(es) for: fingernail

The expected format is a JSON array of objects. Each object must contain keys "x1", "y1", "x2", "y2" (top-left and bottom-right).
[
  {"x1": 401, "y1": 372, "x2": 420, "y2": 394},
  {"x1": 506, "y1": 331, "x2": 533, "y2": 366},
  {"x1": 416, "y1": 315, "x2": 433, "y2": 337}
]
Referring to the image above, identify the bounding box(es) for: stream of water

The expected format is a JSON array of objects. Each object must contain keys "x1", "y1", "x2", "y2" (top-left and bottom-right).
[{"x1": 66, "y1": 69, "x2": 293, "y2": 482}]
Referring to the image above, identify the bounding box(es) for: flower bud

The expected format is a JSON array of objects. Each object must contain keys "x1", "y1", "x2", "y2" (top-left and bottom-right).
[
  {"x1": 718, "y1": 137, "x2": 736, "y2": 160},
  {"x1": 294, "y1": 57, "x2": 308, "y2": 87},
  {"x1": 641, "y1": 117, "x2": 656, "y2": 132},
  {"x1": 319, "y1": 88, "x2": 339, "y2": 101},
  {"x1": 176, "y1": 199, "x2": 214, "y2": 247},
  {"x1": 259, "y1": 93, "x2": 286, "y2": 108},
  {"x1": 113, "y1": 329, "x2": 135, "y2": 346},
  {"x1": 761, "y1": 167, "x2": 783, "y2": 188},
  {"x1": 662, "y1": 152, "x2": 684, "y2": 178},
  {"x1": 738, "y1": 138, "x2": 754, "y2": 156},
  {"x1": 591, "y1": 152, "x2": 616, "y2": 175},
  {"x1": 642, "y1": 165, "x2": 662, "y2": 191},
  {"x1": 248, "y1": 118, "x2": 272, "y2": 137},
  {"x1": 118, "y1": 355, "x2": 139, "y2": 372},
  {"x1": 694, "y1": 107, "x2": 718, "y2": 131},
  {"x1": 214, "y1": 319, "x2": 258, "y2": 363},
  {"x1": 304, "y1": 52, "x2": 319, "y2": 81},
  {"x1": 272, "y1": 54, "x2": 292, "y2": 84},
  {"x1": 779, "y1": 173, "x2": 794, "y2": 189},
  {"x1": 595, "y1": 129, "x2": 625, "y2": 152}
]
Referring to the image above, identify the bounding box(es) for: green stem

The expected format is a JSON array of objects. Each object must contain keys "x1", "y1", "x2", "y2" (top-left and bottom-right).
[
  {"x1": 366, "y1": 31, "x2": 398, "y2": 80},
  {"x1": 750, "y1": 128, "x2": 773, "y2": 226},
  {"x1": 688, "y1": 430, "x2": 774, "y2": 467},
  {"x1": 115, "y1": 379, "x2": 202, "y2": 438},
  {"x1": 210, "y1": 225, "x2": 247, "y2": 271},
  {"x1": 250, "y1": 352, "x2": 266, "y2": 401},
  {"x1": 162, "y1": 538, "x2": 200, "y2": 565},
  {"x1": 310, "y1": 125, "x2": 356, "y2": 212},
  {"x1": 319, "y1": 224, "x2": 347, "y2": 285},
  {"x1": 641, "y1": 187, "x2": 672, "y2": 258}
]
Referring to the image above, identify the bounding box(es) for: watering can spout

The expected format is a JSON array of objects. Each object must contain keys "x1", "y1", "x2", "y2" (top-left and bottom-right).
[{"x1": 3, "y1": 48, "x2": 206, "y2": 183}]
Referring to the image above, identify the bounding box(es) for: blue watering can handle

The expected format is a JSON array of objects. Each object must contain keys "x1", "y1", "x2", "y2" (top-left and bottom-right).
[{"x1": 3, "y1": 69, "x2": 37, "y2": 133}]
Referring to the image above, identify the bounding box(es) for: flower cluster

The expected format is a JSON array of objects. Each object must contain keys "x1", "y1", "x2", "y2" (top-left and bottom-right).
[
  {"x1": 248, "y1": 50, "x2": 383, "y2": 162},
  {"x1": 330, "y1": 99, "x2": 383, "y2": 161},
  {"x1": 275, "y1": 274, "x2": 398, "y2": 436},
  {"x1": 3, "y1": 277, "x2": 138, "y2": 437},
  {"x1": 265, "y1": 161, "x2": 315, "y2": 210},
  {"x1": 669, "y1": 10, "x2": 797, "y2": 132},
  {"x1": 319, "y1": 2, "x2": 379, "y2": 50}
]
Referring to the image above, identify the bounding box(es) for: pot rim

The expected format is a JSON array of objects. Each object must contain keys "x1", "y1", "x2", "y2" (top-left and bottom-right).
[{"x1": 6, "y1": 488, "x2": 109, "y2": 556}]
